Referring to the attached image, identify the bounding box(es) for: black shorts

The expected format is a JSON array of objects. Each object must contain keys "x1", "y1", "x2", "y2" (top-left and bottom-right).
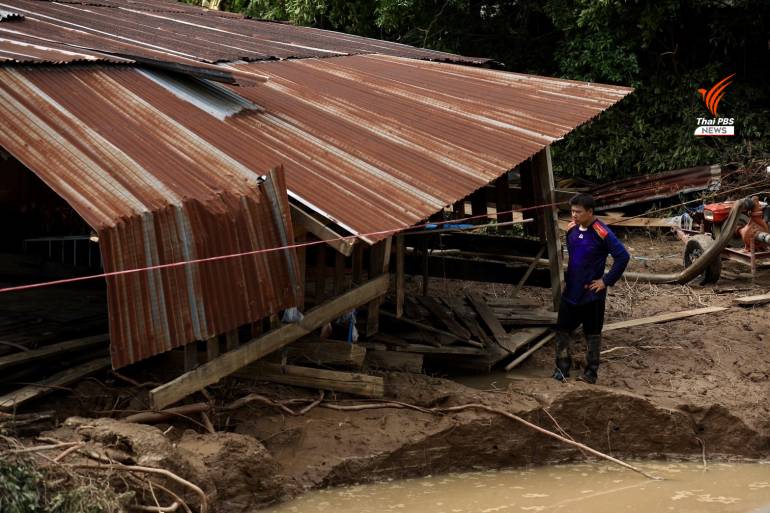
[{"x1": 556, "y1": 297, "x2": 606, "y2": 335}]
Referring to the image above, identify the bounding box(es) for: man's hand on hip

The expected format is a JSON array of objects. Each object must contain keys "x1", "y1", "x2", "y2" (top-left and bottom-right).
[{"x1": 587, "y1": 279, "x2": 606, "y2": 293}]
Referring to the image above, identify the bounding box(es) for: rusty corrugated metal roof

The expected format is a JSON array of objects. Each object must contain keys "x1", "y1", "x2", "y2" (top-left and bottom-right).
[
  {"x1": 0, "y1": 0, "x2": 488, "y2": 65},
  {"x1": 0, "y1": 66, "x2": 300, "y2": 368},
  {"x1": 0, "y1": 57, "x2": 631, "y2": 365}
]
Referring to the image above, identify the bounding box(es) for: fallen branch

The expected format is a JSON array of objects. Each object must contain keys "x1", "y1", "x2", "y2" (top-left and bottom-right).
[
  {"x1": 298, "y1": 391, "x2": 325, "y2": 415},
  {"x1": 123, "y1": 404, "x2": 210, "y2": 424},
  {"x1": 66, "y1": 463, "x2": 207, "y2": 513},
  {"x1": 3, "y1": 441, "x2": 82, "y2": 455},
  {"x1": 221, "y1": 393, "x2": 299, "y2": 416}
]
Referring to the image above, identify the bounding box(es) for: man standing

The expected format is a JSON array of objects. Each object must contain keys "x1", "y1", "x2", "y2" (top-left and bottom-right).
[{"x1": 554, "y1": 193, "x2": 630, "y2": 384}]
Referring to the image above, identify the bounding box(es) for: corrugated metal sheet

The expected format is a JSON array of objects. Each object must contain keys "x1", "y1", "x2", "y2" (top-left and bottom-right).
[
  {"x1": 0, "y1": 31, "x2": 130, "y2": 64},
  {"x1": 590, "y1": 164, "x2": 722, "y2": 210},
  {"x1": 1, "y1": 0, "x2": 487, "y2": 65},
  {"x1": 0, "y1": 66, "x2": 300, "y2": 368}
]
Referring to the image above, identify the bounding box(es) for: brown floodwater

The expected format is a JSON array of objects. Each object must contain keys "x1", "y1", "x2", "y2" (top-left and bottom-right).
[{"x1": 262, "y1": 462, "x2": 770, "y2": 513}]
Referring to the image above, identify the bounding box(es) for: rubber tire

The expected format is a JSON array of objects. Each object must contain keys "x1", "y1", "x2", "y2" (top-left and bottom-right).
[{"x1": 683, "y1": 234, "x2": 722, "y2": 284}]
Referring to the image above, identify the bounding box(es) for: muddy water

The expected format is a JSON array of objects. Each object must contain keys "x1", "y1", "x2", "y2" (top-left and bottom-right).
[{"x1": 264, "y1": 462, "x2": 770, "y2": 513}]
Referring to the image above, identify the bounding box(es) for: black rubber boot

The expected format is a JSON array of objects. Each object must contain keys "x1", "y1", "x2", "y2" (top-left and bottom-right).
[
  {"x1": 579, "y1": 333, "x2": 601, "y2": 384},
  {"x1": 553, "y1": 331, "x2": 572, "y2": 381}
]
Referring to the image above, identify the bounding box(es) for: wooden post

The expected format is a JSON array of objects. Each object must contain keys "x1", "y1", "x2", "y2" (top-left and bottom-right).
[
  {"x1": 366, "y1": 237, "x2": 392, "y2": 337},
  {"x1": 532, "y1": 147, "x2": 563, "y2": 312},
  {"x1": 421, "y1": 235, "x2": 430, "y2": 296},
  {"x1": 452, "y1": 200, "x2": 466, "y2": 220},
  {"x1": 518, "y1": 161, "x2": 539, "y2": 238},
  {"x1": 295, "y1": 230, "x2": 307, "y2": 310},
  {"x1": 333, "y1": 252, "x2": 346, "y2": 296},
  {"x1": 395, "y1": 233, "x2": 405, "y2": 318},
  {"x1": 495, "y1": 174, "x2": 513, "y2": 226},
  {"x1": 470, "y1": 188, "x2": 487, "y2": 224},
  {"x1": 184, "y1": 342, "x2": 197, "y2": 371},
  {"x1": 314, "y1": 244, "x2": 326, "y2": 303},
  {"x1": 352, "y1": 244, "x2": 363, "y2": 285},
  {"x1": 225, "y1": 330, "x2": 239, "y2": 352},
  {"x1": 206, "y1": 336, "x2": 219, "y2": 361}
]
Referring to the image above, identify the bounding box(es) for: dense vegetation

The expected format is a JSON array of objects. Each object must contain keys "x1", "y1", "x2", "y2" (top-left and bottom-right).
[{"x1": 205, "y1": 0, "x2": 768, "y2": 181}]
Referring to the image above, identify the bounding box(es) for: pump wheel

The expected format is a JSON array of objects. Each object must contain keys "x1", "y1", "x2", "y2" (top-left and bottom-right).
[{"x1": 683, "y1": 234, "x2": 722, "y2": 284}]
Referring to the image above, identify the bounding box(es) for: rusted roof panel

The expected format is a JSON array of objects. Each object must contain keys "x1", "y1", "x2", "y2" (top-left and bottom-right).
[
  {"x1": 590, "y1": 165, "x2": 722, "y2": 210},
  {"x1": 0, "y1": 66, "x2": 300, "y2": 368},
  {"x1": 1, "y1": 0, "x2": 487, "y2": 65}
]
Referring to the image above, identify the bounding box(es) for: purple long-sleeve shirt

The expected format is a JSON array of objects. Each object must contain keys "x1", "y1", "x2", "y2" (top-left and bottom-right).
[{"x1": 563, "y1": 219, "x2": 630, "y2": 305}]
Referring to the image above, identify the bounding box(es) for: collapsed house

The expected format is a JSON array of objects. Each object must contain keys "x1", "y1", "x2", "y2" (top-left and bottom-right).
[{"x1": 0, "y1": 0, "x2": 633, "y2": 410}]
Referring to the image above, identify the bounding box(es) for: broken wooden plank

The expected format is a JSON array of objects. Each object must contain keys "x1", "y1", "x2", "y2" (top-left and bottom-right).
[
  {"x1": 442, "y1": 298, "x2": 492, "y2": 346},
  {"x1": 733, "y1": 293, "x2": 770, "y2": 307},
  {"x1": 389, "y1": 343, "x2": 486, "y2": 356},
  {"x1": 0, "y1": 357, "x2": 110, "y2": 411},
  {"x1": 243, "y1": 362, "x2": 384, "y2": 398},
  {"x1": 149, "y1": 275, "x2": 389, "y2": 409},
  {"x1": 494, "y1": 309, "x2": 558, "y2": 326},
  {"x1": 502, "y1": 327, "x2": 551, "y2": 354},
  {"x1": 0, "y1": 411, "x2": 56, "y2": 436},
  {"x1": 365, "y1": 350, "x2": 423, "y2": 373},
  {"x1": 380, "y1": 311, "x2": 476, "y2": 347},
  {"x1": 603, "y1": 306, "x2": 726, "y2": 332},
  {"x1": 505, "y1": 332, "x2": 556, "y2": 371},
  {"x1": 466, "y1": 292, "x2": 508, "y2": 344},
  {"x1": 481, "y1": 296, "x2": 541, "y2": 308},
  {"x1": 416, "y1": 296, "x2": 472, "y2": 339},
  {"x1": 284, "y1": 338, "x2": 366, "y2": 368},
  {"x1": 0, "y1": 334, "x2": 107, "y2": 371}
]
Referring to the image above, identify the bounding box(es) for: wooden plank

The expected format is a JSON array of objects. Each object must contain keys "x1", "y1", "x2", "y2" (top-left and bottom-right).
[
  {"x1": 442, "y1": 298, "x2": 491, "y2": 346},
  {"x1": 532, "y1": 147, "x2": 563, "y2": 311},
  {"x1": 494, "y1": 174, "x2": 513, "y2": 225},
  {"x1": 395, "y1": 234, "x2": 405, "y2": 318},
  {"x1": 149, "y1": 275, "x2": 390, "y2": 409},
  {"x1": 470, "y1": 188, "x2": 488, "y2": 223},
  {"x1": 243, "y1": 362, "x2": 384, "y2": 398},
  {"x1": 0, "y1": 357, "x2": 110, "y2": 411},
  {"x1": 351, "y1": 244, "x2": 363, "y2": 285},
  {"x1": 284, "y1": 339, "x2": 366, "y2": 368},
  {"x1": 390, "y1": 343, "x2": 486, "y2": 356},
  {"x1": 416, "y1": 296, "x2": 472, "y2": 339},
  {"x1": 295, "y1": 232, "x2": 307, "y2": 309},
  {"x1": 482, "y1": 296, "x2": 540, "y2": 308},
  {"x1": 494, "y1": 309, "x2": 558, "y2": 326},
  {"x1": 602, "y1": 307, "x2": 726, "y2": 332},
  {"x1": 512, "y1": 246, "x2": 546, "y2": 297},
  {"x1": 0, "y1": 334, "x2": 107, "y2": 370},
  {"x1": 505, "y1": 332, "x2": 556, "y2": 371},
  {"x1": 290, "y1": 204, "x2": 355, "y2": 256},
  {"x1": 466, "y1": 292, "x2": 508, "y2": 344},
  {"x1": 734, "y1": 293, "x2": 770, "y2": 306},
  {"x1": 365, "y1": 350, "x2": 423, "y2": 373},
  {"x1": 504, "y1": 327, "x2": 550, "y2": 354}
]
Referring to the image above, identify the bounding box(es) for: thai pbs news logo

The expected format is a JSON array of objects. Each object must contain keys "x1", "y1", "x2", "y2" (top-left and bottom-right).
[{"x1": 694, "y1": 73, "x2": 735, "y2": 137}]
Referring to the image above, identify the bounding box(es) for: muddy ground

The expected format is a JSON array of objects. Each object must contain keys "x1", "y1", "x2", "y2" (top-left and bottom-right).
[{"x1": 25, "y1": 232, "x2": 770, "y2": 511}]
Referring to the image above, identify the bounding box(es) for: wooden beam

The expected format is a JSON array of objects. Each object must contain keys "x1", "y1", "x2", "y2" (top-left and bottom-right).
[
  {"x1": 0, "y1": 358, "x2": 110, "y2": 411},
  {"x1": 244, "y1": 362, "x2": 384, "y2": 398},
  {"x1": 184, "y1": 342, "x2": 197, "y2": 371},
  {"x1": 352, "y1": 243, "x2": 363, "y2": 285},
  {"x1": 0, "y1": 334, "x2": 107, "y2": 370},
  {"x1": 290, "y1": 204, "x2": 355, "y2": 256},
  {"x1": 494, "y1": 174, "x2": 513, "y2": 225},
  {"x1": 283, "y1": 338, "x2": 366, "y2": 368},
  {"x1": 314, "y1": 244, "x2": 326, "y2": 302},
  {"x1": 505, "y1": 332, "x2": 556, "y2": 371},
  {"x1": 603, "y1": 307, "x2": 726, "y2": 332},
  {"x1": 734, "y1": 293, "x2": 770, "y2": 306},
  {"x1": 395, "y1": 234, "x2": 405, "y2": 318},
  {"x1": 149, "y1": 275, "x2": 390, "y2": 409},
  {"x1": 366, "y1": 237, "x2": 392, "y2": 337},
  {"x1": 532, "y1": 147, "x2": 563, "y2": 311},
  {"x1": 365, "y1": 350, "x2": 423, "y2": 373},
  {"x1": 380, "y1": 311, "x2": 473, "y2": 346},
  {"x1": 470, "y1": 188, "x2": 488, "y2": 223},
  {"x1": 512, "y1": 246, "x2": 546, "y2": 297}
]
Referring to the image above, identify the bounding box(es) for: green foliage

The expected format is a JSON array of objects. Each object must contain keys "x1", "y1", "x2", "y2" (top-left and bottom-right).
[
  {"x1": 0, "y1": 457, "x2": 128, "y2": 513},
  {"x1": 0, "y1": 458, "x2": 44, "y2": 513},
  {"x1": 197, "y1": 0, "x2": 769, "y2": 182}
]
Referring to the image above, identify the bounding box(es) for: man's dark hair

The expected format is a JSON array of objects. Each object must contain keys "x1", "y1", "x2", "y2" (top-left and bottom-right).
[{"x1": 569, "y1": 193, "x2": 595, "y2": 211}]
